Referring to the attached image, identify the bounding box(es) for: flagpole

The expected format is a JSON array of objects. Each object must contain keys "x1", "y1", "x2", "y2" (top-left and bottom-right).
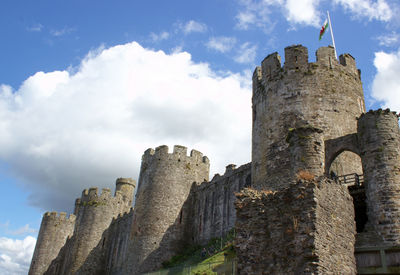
[{"x1": 327, "y1": 10, "x2": 338, "y2": 60}]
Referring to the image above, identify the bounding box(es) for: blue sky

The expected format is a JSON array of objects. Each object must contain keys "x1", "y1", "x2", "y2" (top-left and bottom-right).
[{"x1": 1, "y1": 0, "x2": 400, "y2": 273}]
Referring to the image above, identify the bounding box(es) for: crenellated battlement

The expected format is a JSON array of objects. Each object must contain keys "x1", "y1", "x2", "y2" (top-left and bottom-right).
[
  {"x1": 141, "y1": 145, "x2": 209, "y2": 166},
  {"x1": 79, "y1": 185, "x2": 131, "y2": 205},
  {"x1": 43, "y1": 211, "x2": 76, "y2": 223},
  {"x1": 80, "y1": 187, "x2": 111, "y2": 203},
  {"x1": 358, "y1": 108, "x2": 399, "y2": 120},
  {"x1": 257, "y1": 45, "x2": 360, "y2": 85},
  {"x1": 194, "y1": 163, "x2": 251, "y2": 192}
]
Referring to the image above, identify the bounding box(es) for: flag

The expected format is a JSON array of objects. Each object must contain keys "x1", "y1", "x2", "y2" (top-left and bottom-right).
[{"x1": 319, "y1": 19, "x2": 329, "y2": 40}]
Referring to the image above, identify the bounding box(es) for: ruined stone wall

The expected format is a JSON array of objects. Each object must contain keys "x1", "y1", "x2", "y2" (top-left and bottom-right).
[
  {"x1": 235, "y1": 178, "x2": 356, "y2": 274},
  {"x1": 28, "y1": 212, "x2": 75, "y2": 275},
  {"x1": 187, "y1": 163, "x2": 251, "y2": 245},
  {"x1": 358, "y1": 109, "x2": 400, "y2": 246},
  {"x1": 123, "y1": 145, "x2": 210, "y2": 274},
  {"x1": 53, "y1": 178, "x2": 135, "y2": 275},
  {"x1": 252, "y1": 45, "x2": 365, "y2": 191}
]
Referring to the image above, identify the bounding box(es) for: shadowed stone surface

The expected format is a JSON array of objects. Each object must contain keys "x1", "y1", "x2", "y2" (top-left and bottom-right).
[{"x1": 235, "y1": 178, "x2": 356, "y2": 275}]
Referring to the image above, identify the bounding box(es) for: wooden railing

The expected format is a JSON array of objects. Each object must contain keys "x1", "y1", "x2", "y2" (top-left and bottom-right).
[
  {"x1": 356, "y1": 246, "x2": 400, "y2": 274},
  {"x1": 333, "y1": 173, "x2": 364, "y2": 186}
]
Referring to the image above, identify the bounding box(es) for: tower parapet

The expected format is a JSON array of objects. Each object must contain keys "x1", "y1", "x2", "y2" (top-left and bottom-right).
[
  {"x1": 124, "y1": 145, "x2": 210, "y2": 274},
  {"x1": 61, "y1": 178, "x2": 135, "y2": 274},
  {"x1": 28, "y1": 212, "x2": 75, "y2": 275},
  {"x1": 252, "y1": 45, "x2": 365, "y2": 190}
]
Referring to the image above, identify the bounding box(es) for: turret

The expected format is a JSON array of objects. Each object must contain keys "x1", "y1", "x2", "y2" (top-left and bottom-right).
[
  {"x1": 252, "y1": 45, "x2": 365, "y2": 191},
  {"x1": 28, "y1": 212, "x2": 75, "y2": 275},
  {"x1": 357, "y1": 109, "x2": 400, "y2": 245},
  {"x1": 124, "y1": 145, "x2": 209, "y2": 274},
  {"x1": 115, "y1": 177, "x2": 136, "y2": 206},
  {"x1": 61, "y1": 179, "x2": 135, "y2": 274}
]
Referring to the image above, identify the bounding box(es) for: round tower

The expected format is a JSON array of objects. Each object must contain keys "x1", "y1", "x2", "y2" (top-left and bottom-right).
[
  {"x1": 252, "y1": 45, "x2": 365, "y2": 190},
  {"x1": 28, "y1": 212, "x2": 75, "y2": 275},
  {"x1": 62, "y1": 178, "x2": 135, "y2": 274},
  {"x1": 124, "y1": 145, "x2": 210, "y2": 274},
  {"x1": 115, "y1": 177, "x2": 136, "y2": 206},
  {"x1": 358, "y1": 109, "x2": 400, "y2": 245}
]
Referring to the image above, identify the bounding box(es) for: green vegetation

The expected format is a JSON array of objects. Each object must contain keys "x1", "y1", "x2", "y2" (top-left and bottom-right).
[{"x1": 156, "y1": 230, "x2": 236, "y2": 275}]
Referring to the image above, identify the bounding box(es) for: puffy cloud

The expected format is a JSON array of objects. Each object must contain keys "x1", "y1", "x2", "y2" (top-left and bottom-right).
[
  {"x1": 0, "y1": 42, "x2": 251, "y2": 212},
  {"x1": 372, "y1": 49, "x2": 400, "y2": 111},
  {"x1": 206, "y1": 36, "x2": 237, "y2": 53},
  {"x1": 284, "y1": 0, "x2": 321, "y2": 27},
  {"x1": 0, "y1": 236, "x2": 36, "y2": 275},
  {"x1": 333, "y1": 0, "x2": 393, "y2": 22},
  {"x1": 234, "y1": 42, "x2": 258, "y2": 64},
  {"x1": 179, "y1": 20, "x2": 207, "y2": 34}
]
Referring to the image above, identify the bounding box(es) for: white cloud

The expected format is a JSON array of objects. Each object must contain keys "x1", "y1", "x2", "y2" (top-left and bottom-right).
[
  {"x1": 50, "y1": 27, "x2": 75, "y2": 37},
  {"x1": 284, "y1": 0, "x2": 320, "y2": 27},
  {"x1": 236, "y1": 0, "x2": 396, "y2": 32},
  {"x1": 180, "y1": 20, "x2": 207, "y2": 34},
  {"x1": 0, "y1": 236, "x2": 36, "y2": 275},
  {"x1": 376, "y1": 32, "x2": 399, "y2": 47},
  {"x1": 372, "y1": 49, "x2": 400, "y2": 111},
  {"x1": 235, "y1": 0, "x2": 279, "y2": 32},
  {"x1": 27, "y1": 24, "x2": 43, "y2": 32},
  {"x1": 149, "y1": 31, "x2": 170, "y2": 42},
  {"x1": 206, "y1": 37, "x2": 237, "y2": 53},
  {"x1": 333, "y1": 0, "x2": 393, "y2": 22},
  {"x1": 0, "y1": 42, "x2": 251, "y2": 212},
  {"x1": 235, "y1": 0, "x2": 319, "y2": 31},
  {"x1": 0, "y1": 222, "x2": 37, "y2": 237},
  {"x1": 234, "y1": 42, "x2": 258, "y2": 64}
]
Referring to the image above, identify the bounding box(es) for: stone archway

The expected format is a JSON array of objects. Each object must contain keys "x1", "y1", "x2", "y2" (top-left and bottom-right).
[
  {"x1": 324, "y1": 133, "x2": 366, "y2": 233},
  {"x1": 324, "y1": 133, "x2": 360, "y2": 176}
]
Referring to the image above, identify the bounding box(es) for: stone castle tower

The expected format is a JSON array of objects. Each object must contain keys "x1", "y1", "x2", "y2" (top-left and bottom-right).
[
  {"x1": 252, "y1": 45, "x2": 365, "y2": 191},
  {"x1": 29, "y1": 178, "x2": 136, "y2": 275},
  {"x1": 124, "y1": 145, "x2": 209, "y2": 274},
  {"x1": 29, "y1": 45, "x2": 400, "y2": 274},
  {"x1": 29, "y1": 212, "x2": 75, "y2": 275}
]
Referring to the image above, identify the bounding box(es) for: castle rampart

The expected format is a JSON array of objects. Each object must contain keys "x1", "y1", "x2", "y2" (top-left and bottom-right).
[
  {"x1": 124, "y1": 145, "x2": 210, "y2": 274},
  {"x1": 29, "y1": 212, "x2": 75, "y2": 275},
  {"x1": 186, "y1": 163, "x2": 251, "y2": 245},
  {"x1": 252, "y1": 45, "x2": 365, "y2": 191}
]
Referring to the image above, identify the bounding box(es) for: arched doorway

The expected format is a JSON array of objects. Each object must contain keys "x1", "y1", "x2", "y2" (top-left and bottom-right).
[{"x1": 328, "y1": 150, "x2": 366, "y2": 233}]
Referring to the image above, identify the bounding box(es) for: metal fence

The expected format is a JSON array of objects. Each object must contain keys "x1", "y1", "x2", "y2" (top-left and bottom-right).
[{"x1": 144, "y1": 259, "x2": 237, "y2": 275}]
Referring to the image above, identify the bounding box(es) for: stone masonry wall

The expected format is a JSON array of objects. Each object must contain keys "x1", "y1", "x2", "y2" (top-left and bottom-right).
[
  {"x1": 104, "y1": 209, "x2": 134, "y2": 275},
  {"x1": 49, "y1": 178, "x2": 135, "y2": 275},
  {"x1": 186, "y1": 163, "x2": 251, "y2": 245},
  {"x1": 358, "y1": 109, "x2": 400, "y2": 245},
  {"x1": 252, "y1": 45, "x2": 365, "y2": 191},
  {"x1": 28, "y1": 212, "x2": 75, "y2": 275},
  {"x1": 123, "y1": 145, "x2": 210, "y2": 274},
  {"x1": 235, "y1": 178, "x2": 356, "y2": 274}
]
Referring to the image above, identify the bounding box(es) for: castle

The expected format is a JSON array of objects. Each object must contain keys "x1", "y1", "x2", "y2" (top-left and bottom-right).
[{"x1": 29, "y1": 45, "x2": 400, "y2": 274}]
